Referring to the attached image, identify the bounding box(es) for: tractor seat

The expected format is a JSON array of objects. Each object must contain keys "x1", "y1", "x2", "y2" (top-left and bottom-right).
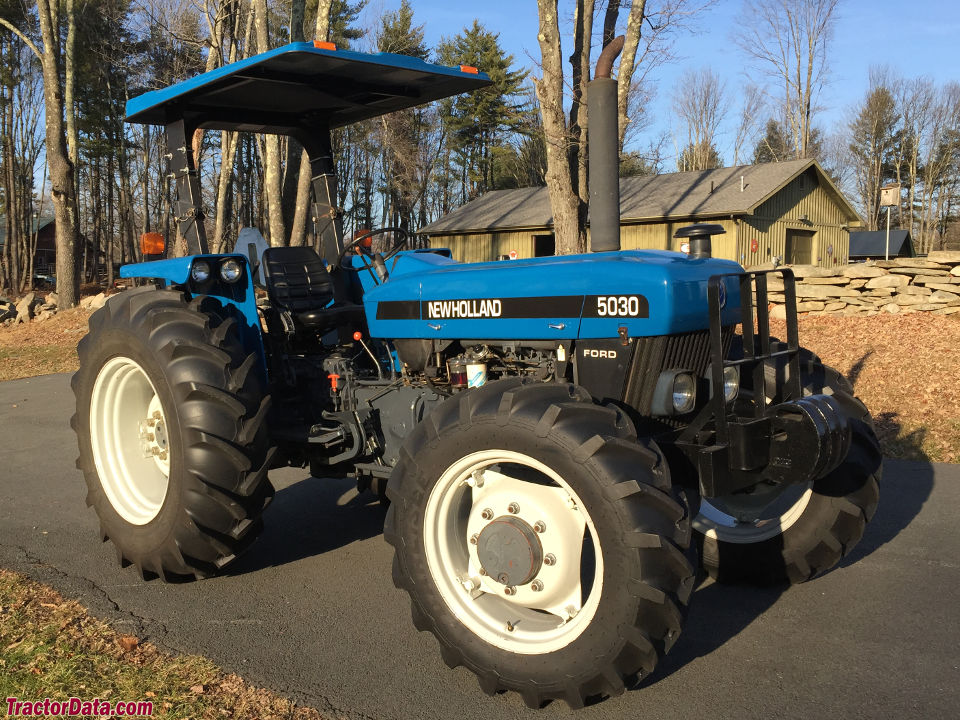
[{"x1": 261, "y1": 246, "x2": 365, "y2": 333}]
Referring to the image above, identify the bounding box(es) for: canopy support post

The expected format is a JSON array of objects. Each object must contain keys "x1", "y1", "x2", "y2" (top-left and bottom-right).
[
  {"x1": 165, "y1": 119, "x2": 209, "y2": 256},
  {"x1": 298, "y1": 127, "x2": 344, "y2": 268}
]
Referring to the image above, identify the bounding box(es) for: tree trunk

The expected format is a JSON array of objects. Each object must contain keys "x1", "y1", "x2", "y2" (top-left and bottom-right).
[
  {"x1": 568, "y1": 0, "x2": 594, "y2": 222},
  {"x1": 289, "y1": 1, "x2": 333, "y2": 247},
  {"x1": 617, "y1": 0, "x2": 646, "y2": 151},
  {"x1": 535, "y1": 0, "x2": 585, "y2": 255},
  {"x1": 36, "y1": 0, "x2": 80, "y2": 307},
  {"x1": 253, "y1": 0, "x2": 286, "y2": 246}
]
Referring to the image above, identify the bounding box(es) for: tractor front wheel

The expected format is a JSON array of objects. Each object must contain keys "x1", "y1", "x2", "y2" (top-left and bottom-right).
[
  {"x1": 72, "y1": 287, "x2": 274, "y2": 580},
  {"x1": 385, "y1": 379, "x2": 694, "y2": 708},
  {"x1": 694, "y1": 354, "x2": 881, "y2": 585}
]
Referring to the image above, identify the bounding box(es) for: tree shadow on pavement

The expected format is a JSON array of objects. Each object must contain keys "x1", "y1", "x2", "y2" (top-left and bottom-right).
[
  {"x1": 225, "y1": 474, "x2": 386, "y2": 576},
  {"x1": 635, "y1": 361, "x2": 934, "y2": 694}
]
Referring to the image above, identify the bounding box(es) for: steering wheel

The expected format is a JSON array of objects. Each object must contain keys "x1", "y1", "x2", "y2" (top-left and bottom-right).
[{"x1": 337, "y1": 227, "x2": 409, "y2": 284}]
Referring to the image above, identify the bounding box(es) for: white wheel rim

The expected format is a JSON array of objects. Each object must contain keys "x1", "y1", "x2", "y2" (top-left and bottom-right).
[
  {"x1": 89, "y1": 356, "x2": 171, "y2": 525},
  {"x1": 694, "y1": 484, "x2": 813, "y2": 543},
  {"x1": 423, "y1": 449, "x2": 603, "y2": 654}
]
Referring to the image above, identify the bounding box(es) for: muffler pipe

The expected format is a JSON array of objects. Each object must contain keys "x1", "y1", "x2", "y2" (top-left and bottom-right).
[{"x1": 588, "y1": 36, "x2": 624, "y2": 253}]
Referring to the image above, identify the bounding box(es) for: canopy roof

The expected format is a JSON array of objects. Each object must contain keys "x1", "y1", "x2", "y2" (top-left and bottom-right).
[{"x1": 125, "y1": 42, "x2": 491, "y2": 133}]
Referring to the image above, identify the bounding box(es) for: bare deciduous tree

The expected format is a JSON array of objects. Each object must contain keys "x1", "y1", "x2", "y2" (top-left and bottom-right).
[
  {"x1": 733, "y1": 84, "x2": 764, "y2": 165},
  {"x1": 736, "y1": 0, "x2": 839, "y2": 160},
  {"x1": 533, "y1": 0, "x2": 584, "y2": 255},
  {"x1": 252, "y1": 0, "x2": 285, "y2": 246},
  {"x1": 673, "y1": 67, "x2": 727, "y2": 170},
  {"x1": 1, "y1": 0, "x2": 82, "y2": 307}
]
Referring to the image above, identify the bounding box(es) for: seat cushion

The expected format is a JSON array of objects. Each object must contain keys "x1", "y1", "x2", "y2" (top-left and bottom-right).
[
  {"x1": 262, "y1": 246, "x2": 335, "y2": 312},
  {"x1": 295, "y1": 304, "x2": 367, "y2": 331}
]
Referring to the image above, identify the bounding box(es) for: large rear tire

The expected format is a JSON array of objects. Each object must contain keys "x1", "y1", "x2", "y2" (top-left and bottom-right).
[
  {"x1": 72, "y1": 287, "x2": 275, "y2": 580},
  {"x1": 694, "y1": 353, "x2": 881, "y2": 584},
  {"x1": 385, "y1": 379, "x2": 694, "y2": 708}
]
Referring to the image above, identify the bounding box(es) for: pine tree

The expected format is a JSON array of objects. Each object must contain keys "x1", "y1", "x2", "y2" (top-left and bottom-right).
[{"x1": 436, "y1": 20, "x2": 527, "y2": 198}]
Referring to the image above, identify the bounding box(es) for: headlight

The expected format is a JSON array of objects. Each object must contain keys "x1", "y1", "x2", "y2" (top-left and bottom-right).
[
  {"x1": 672, "y1": 373, "x2": 697, "y2": 414},
  {"x1": 723, "y1": 366, "x2": 740, "y2": 403},
  {"x1": 191, "y1": 260, "x2": 211, "y2": 283},
  {"x1": 220, "y1": 258, "x2": 243, "y2": 283}
]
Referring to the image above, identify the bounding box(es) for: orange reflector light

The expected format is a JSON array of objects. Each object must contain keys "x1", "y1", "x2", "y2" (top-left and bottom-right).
[
  {"x1": 314, "y1": 41, "x2": 337, "y2": 50},
  {"x1": 353, "y1": 331, "x2": 363, "y2": 342},
  {"x1": 140, "y1": 232, "x2": 165, "y2": 255},
  {"x1": 459, "y1": 65, "x2": 479, "y2": 74},
  {"x1": 360, "y1": 237, "x2": 373, "y2": 249}
]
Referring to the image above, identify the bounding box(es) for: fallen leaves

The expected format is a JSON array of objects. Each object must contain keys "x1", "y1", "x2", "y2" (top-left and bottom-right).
[{"x1": 774, "y1": 313, "x2": 960, "y2": 463}]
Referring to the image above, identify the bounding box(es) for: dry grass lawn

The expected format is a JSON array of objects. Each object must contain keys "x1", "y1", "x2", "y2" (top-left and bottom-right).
[{"x1": 0, "y1": 569, "x2": 325, "y2": 720}]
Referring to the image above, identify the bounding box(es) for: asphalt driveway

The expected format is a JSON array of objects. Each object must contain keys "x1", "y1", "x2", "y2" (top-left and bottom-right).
[{"x1": 1, "y1": 373, "x2": 956, "y2": 719}]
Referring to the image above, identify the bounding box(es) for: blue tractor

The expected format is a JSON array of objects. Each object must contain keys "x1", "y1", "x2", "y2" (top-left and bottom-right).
[{"x1": 72, "y1": 40, "x2": 880, "y2": 708}]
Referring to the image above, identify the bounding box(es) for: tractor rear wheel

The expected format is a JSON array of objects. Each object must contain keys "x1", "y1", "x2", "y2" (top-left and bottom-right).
[
  {"x1": 72, "y1": 287, "x2": 274, "y2": 580},
  {"x1": 694, "y1": 352, "x2": 881, "y2": 585},
  {"x1": 385, "y1": 379, "x2": 694, "y2": 708}
]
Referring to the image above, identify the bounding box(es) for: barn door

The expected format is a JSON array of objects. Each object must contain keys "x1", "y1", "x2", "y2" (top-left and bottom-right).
[{"x1": 785, "y1": 229, "x2": 815, "y2": 265}]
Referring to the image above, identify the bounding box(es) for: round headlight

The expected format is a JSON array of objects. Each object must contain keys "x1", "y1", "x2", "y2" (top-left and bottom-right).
[
  {"x1": 723, "y1": 366, "x2": 740, "y2": 403},
  {"x1": 220, "y1": 258, "x2": 243, "y2": 283},
  {"x1": 191, "y1": 260, "x2": 211, "y2": 283},
  {"x1": 672, "y1": 373, "x2": 697, "y2": 414}
]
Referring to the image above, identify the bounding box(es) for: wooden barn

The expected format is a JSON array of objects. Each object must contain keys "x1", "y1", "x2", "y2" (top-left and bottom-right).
[{"x1": 419, "y1": 159, "x2": 861, "y2": 269}]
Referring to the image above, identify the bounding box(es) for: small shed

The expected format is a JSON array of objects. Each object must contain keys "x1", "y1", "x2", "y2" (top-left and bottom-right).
[
  {"x1": 419, "y1": 159, "x2": 861, "y2": 269},
  {"x1": 0, "y1": 216, "x2": 56, "y2": 275},
  {"x1": 848, "y1": 230, "x2": 915, "y2": 260}
]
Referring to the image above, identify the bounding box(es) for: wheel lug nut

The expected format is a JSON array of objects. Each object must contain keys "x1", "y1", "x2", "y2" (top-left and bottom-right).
[
  {"x1": 159, "y1": 451, "x2": 168, "y2": 461},
  {"x1": 478, "y1": 568, "x2": 487, "y2": 576},
  {"x1": 533, "y1": 521, "x2": 546, "y2": 533},
  {"x1": 544, "y1": 553, "x2": 556, "y2": 566},
  {"x1": 530, "y1": 580, "x2": 544, "y2": 592},
  {"x1": 152, "y1": 411, "x2": 162, "y2": 420},
  {"x1": 497, "y1": 573, "x2": 509, "y2": 584},
  {"x1": 504, "y1": 585, "x2": 517, "y2": 596},
  {"x1": 146, "y1": 433, "x2": 155, "y2": 442},
  {"x1": 469, "y1": 534, "x2": 479, "y2": 545},
  {"x1": 481, "y1": 508, "x2": 493, "y2": 520},
  {"x1": 507, "y1": 502, "x2": 520, "y2": 514}
]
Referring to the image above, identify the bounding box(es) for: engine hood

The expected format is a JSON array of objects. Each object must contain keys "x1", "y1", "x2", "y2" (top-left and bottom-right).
[{"x1": 361, "y1": 249, "x2": 744, "y2": 340}]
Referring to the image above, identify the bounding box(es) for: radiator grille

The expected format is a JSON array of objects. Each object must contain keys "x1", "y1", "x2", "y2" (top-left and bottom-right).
[{"x1": 622, "y1": 329, "x2": 730, "y2": 415}]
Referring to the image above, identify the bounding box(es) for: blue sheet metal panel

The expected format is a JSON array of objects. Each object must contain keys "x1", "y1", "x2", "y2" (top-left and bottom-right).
[
  {"x1": 119, "y1": 256, "x2": 265, "y2": 375},
  {"x1": 362, "y1": 250, "x2": 743, "y2": 339},
  {"x1": 125, "y1": 42, "x2": 490, "y2": 126}
]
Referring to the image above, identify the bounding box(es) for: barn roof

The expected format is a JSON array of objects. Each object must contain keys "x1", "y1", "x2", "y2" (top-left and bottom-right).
[
  {"x1": 420, "y1": 159, "x2": 859, "y2": 234},
  {"x1": 849, "y1": 230, "x2": 915, "y2": 258}
]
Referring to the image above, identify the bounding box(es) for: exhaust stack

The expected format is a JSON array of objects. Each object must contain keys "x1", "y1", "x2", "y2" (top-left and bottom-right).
[{"x1": 588, "y1": 36, "x2": 625, "y2": 253}]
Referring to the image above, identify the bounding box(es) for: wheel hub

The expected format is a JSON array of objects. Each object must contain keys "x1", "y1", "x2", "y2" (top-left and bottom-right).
[{"x1": 476, "y1": 516, "x2": 542, "y2": 586}]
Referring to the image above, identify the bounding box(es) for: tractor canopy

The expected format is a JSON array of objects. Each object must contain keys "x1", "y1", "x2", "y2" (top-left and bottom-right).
[
  {"x1": 122, "y1": 43, "x2": 490, "y2": 260},
  {"x1": 124, "y1": 41, "x2": 492, "y2": 132}
]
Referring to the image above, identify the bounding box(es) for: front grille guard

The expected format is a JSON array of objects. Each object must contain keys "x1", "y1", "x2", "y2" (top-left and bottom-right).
[{"x1": 679, "y1": 268, "x2": 803, "y2": 446}]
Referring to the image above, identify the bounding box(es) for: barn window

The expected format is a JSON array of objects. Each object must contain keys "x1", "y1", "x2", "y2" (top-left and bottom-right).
[{"x1": 534, "y1": 234, "x2": 555, "y2": 257}]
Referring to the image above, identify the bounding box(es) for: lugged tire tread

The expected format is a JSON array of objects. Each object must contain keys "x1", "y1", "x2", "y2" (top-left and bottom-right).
[
  {"x1": 384, "y1": 378, "x2": 693, "y2": 708},
  {"x1": 72, "y1": 288, "x2": 273, "y2": 581},
  {"x1": 698, "y1": 352, "x2": 882, "y2": 585}
]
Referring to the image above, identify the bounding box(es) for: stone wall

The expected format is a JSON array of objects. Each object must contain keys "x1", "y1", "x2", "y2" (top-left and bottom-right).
[{"x1": 757, "y1": 250, "x2": 960, "y2": 317}]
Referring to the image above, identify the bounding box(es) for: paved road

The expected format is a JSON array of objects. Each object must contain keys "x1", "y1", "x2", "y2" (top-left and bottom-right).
[{"x1": 1, "y1": 373, "x2": 957, "y2": 719}]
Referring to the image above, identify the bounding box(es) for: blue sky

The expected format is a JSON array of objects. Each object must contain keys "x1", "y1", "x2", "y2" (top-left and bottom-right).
[{"x1": 362, "y1": 0, "x2": 960, "y2": 166}]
